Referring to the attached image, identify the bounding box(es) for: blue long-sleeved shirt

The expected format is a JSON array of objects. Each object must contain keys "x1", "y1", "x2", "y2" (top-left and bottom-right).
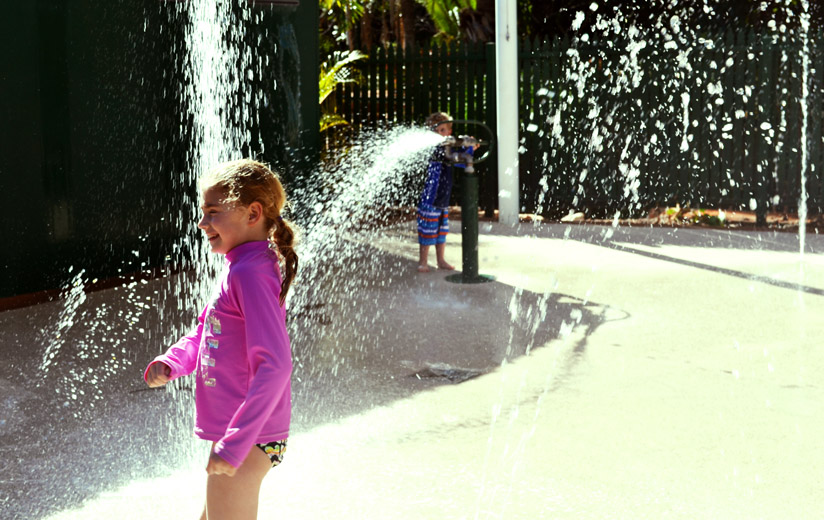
[{"x1": 419, "y1": 145, "x2": 473, "y2": 208}]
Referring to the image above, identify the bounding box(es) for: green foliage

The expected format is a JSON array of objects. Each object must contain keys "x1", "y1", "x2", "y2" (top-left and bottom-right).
[
  {"x1": 320, "y1": 113, "x2": 351, "y2": 133},
  {"x1": 320, "y1": 0, "x2": 368, "y2": 51},
  {"x1": 667, "y1": 206, "x2": 726, "y2": 226},
  {"x1": 319, "y1": 50, "x2": 368, "y2": 133},
  {"x1": 422, "y1": 0, "x2": 477, "y2": 42},
  {"x1": 319, "y1": 50, "x2": 367, "y2": 105},
  {"x1": 322, "y1": 0, "x2": 367, "y2": 24}
]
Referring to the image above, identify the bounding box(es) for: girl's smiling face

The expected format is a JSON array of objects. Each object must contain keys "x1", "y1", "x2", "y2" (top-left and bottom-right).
[{"x1": 197, "y1": 186, "x2": 253, "y2": 255}]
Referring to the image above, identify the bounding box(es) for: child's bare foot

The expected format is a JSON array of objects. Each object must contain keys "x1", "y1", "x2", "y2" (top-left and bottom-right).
[
  {"x1": 417, "y1": 264, "x2": 431, "y2": 273},
  {"x1": 437, "y1": 261, "x2": 455, "y2": 271}
]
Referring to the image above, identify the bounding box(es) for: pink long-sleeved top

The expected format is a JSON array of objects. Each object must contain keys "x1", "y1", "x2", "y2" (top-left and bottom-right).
[{"x1": 144, "y1": 240, "x2": 292, "y2": 468}]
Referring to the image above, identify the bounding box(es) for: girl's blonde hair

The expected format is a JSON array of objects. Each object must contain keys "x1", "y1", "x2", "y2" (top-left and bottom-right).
[{"x1": 199, "y1": 159, "x2": 298, "y2": 305}]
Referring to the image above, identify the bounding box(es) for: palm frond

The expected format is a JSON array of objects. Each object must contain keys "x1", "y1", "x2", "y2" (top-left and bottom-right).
[
  {"x1": 421, "y1": 0, "x2": 477, "y2": 38},
  {"x1": 319, "y1": 50, "x2": 368, "y2": 105},
  {"x1": 320, "y1": 113, "x2": 351, "y2": 133},
  {"x1": 319, "y1": 50, "x2": 369, "y2": 133}
]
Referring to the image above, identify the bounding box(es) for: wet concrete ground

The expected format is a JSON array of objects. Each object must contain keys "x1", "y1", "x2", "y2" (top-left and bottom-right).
[{"x1": 4, "y1": 222, "x2": 824, "y2": 519}]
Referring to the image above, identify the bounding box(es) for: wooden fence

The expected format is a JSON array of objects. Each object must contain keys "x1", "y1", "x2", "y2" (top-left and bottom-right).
[{"x1": 332, "y1": 31, "x2": 824, "y2": 219}]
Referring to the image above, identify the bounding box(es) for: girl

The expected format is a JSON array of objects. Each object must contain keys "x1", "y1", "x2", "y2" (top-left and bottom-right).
[{"x1": 144, "y1": 159, "x2": 298, "y2": 520}]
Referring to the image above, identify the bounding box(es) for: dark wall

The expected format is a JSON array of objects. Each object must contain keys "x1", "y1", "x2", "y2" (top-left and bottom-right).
[
  {"x1": 0, "y1": 0, "x2": 318, "y2": 299},
  {"x1": 1, "y1": 4, "x2": 49, "y2": 296}
]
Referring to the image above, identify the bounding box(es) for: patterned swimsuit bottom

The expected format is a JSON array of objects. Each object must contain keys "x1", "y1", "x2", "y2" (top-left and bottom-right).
[{"x1": 255, "y1": 439, "x2": 287, "y2": 468}]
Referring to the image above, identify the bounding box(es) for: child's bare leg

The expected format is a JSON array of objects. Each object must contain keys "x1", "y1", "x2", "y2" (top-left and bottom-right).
[
  {"x1": 418, "y1": 245, "x2": 431, "y2": 272},
  {"x1": 435, "y1": 243, "x2": 454, "y2": 270},
  {"x1": 200, "y1": 446, "x2": 271, "y2": 520}
]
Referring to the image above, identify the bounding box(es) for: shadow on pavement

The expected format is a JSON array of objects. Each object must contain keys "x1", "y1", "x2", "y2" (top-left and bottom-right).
[
  {"x1": 287, "y1": 244, "x2": 616, "y2": 430},
  {"x1": 596, "y1": 241, "x2": 824, "y2": 297},
  {"x1": 489, "y1": 221, "x2": 824, "y2": 253},
  {"x1": 484, "y1": 222, "x2": 824, "y2": 296}
]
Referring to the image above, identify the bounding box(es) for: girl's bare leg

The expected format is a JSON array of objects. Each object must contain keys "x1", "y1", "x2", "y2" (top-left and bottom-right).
[
  {"x1": 435, "y1": 243, "x2": 454, "y2": 270},
  {"x1": 199, "y1": 446, "x2": 271, "y2": 520}
]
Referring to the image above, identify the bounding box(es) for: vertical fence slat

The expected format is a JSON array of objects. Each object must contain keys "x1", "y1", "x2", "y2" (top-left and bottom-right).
[
  {"x1": 408, "y1": 42, "x2": 416, "y2": 122},
  {"x1": 444, "y1": 42, "x2": 453, "y2": 117},
  {"x1": 520, "y1": 37, "x2": 536, "y2": 211},
  {"x1": 465, "y1": 42, "x2": 476, "y2": 121},
  {"x1": 431, "y1": 42, "x2": 439, "y2": 115},
  {"x1": 475, "y1": 41, "x2": 486, "y2": 122},
  {"x1": 537, "y1": 38, "x2": 552, "y2": 213},
  {"x1": 446, "y1": 42, "x2": 454, "y2": 117},
  {"x1": 549, "y1": 36, "x2": 564, "y2": 212},
  {"x1": 730, "y1": 29, "x2": 748, "y2": 209},
  {"x1": 719, "y1": 28, "x2": 736, "y2": 208},
  {"x1": 445, "y1": 43, "x2": 454, "y2": 116},
  {"x1": 778, "y1": 38, "x2": 794, "y2": 212},
  {"x1": 387, "y1": 44, "x2": 397, "y2": 123},
  {"x1": 704, "y1": 35, "x2": 717, "y2": 206},
  {"x1": 340, "y1": 64, "x2": 351, "y2": 132},
  {"x1": 484, "y1": 41, "x2": 498, "y2": 216},
  {"x1": 636, "y1": 39, "x2": 654, "y2": 210},
  {"x1": 358, "y1": 48, "x2": 368, "y2": 130},
  {"x1": 369, "y1": 47, "x2": 378, "y2": 126},
  {"x1": 419, "y1": 41, "x2": 428, "y2": 120},
  {"x1": 420, "y1": 41, "x2": 430, "y2": 117},
  {"x1": 416, "y1": 41, "x2": 424, "y2": 122},
  {"x1": 455, "y1": 42, "x2": 465, "y2": 120},
  {"x1": 811, "y1": 37, "x2": 824, "y2": 213},
  {"x1": 466, "y1": 42, "x2": 475, "y2": 120},
  {"x1": 755, "y1": 31, "x2": 772, "y2": 224},
  {"x1": 401, "y1": 43, "x2": 409, "y2": 122},
  {"x1": 435, "y1": 43, "x2": 447, "y2": 115},
  {"x1": 376, "y1": 46, "x2": 385, "y2": 124},
  {"x1": 351, "y1": 58, "x2": 362, "y2": 133}
]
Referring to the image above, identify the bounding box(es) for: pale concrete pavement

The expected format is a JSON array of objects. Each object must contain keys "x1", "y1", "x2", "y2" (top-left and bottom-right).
[{"x1": 4, "y1": 222, "x2": 823, "y2": 519}]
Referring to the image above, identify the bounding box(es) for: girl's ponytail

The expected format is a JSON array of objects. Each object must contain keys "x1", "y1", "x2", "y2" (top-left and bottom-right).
[{"x1": 272, "y1": 217, "x2": 298, "y2": 306}]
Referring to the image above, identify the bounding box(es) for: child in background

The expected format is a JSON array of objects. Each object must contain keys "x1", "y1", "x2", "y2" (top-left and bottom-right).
[
  {"x1": 416, "y1": 112, "x2": 474, "y2": 272},
  {"x1": 144, "y1": 159, "x2": 298, "y2": 520}
]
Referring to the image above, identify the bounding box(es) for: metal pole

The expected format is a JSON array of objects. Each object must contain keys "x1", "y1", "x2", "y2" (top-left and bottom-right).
[
  {"x1": 437, "y1": 127, "x2": 495, "y2": 285},
  {"x1": 446, "y1": 159, "x2": 494, "y2": 284},
  {"x1": 495, "y1": 0, "x2": 519, "y2": 225},
  {"x1": 461, "y1": 168, "x2": 480, "y2": 279}
]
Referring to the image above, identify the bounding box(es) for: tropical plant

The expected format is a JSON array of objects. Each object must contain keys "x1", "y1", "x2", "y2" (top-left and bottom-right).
[
  {"x1": 423, "y1": 0, "x2": 476, "y2": 41},
  {"x1": 321, "y1": 0, "x2": 369, "y2": 51},
  {"x1": 319, "y1": 50, "x2": 368, "y2": 133},
  {"x1": 320, "y1": 0, "x2": 482, "y2": 51}
]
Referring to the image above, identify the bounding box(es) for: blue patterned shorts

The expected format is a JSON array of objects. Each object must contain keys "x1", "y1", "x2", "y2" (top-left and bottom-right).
[
  {"x1": 417, "y1": 204, "x2": 449, "y2": 246},
  {"x1": 255, "y1": 439, "x2": 287, "y2": 468}
]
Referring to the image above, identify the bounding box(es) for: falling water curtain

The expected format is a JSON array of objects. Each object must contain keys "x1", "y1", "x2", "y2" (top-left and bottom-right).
[{"x1": 340, "y1": 31, "x2": 824, "y2": 219}]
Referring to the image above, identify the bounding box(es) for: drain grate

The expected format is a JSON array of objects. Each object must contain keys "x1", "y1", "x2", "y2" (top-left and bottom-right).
[{"x1": 409, "y1": 363, "x2": 485, "y2": 383}]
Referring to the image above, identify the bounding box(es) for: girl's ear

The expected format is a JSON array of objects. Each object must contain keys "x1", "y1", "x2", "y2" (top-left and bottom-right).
[{"x1": 247, "y1": 201, "x2": 264, "y2": 225}]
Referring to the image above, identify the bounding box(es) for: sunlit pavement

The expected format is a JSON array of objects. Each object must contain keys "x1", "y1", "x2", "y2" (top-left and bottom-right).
[{"x1": 6, "y1": 222, "x2": 824, "y2": 519}]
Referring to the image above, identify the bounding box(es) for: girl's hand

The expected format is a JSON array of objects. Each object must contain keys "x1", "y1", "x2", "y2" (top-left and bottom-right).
[
  {"x1": 206, "y1": 451, "x2": 237, "y2": 477},
  {"x1": 145, "y1": 362, "x2": 172, "y2": 388}
]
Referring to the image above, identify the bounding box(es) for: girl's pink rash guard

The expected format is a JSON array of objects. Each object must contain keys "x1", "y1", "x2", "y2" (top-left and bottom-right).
[{"x1": 144, "y1": 240, "x2": 292, "y2": 468}]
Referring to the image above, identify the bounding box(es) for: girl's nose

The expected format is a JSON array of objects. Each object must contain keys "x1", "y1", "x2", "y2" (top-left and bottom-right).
[{"x1": 197, "y1": 214, "x2": 208, "y2": 229}]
